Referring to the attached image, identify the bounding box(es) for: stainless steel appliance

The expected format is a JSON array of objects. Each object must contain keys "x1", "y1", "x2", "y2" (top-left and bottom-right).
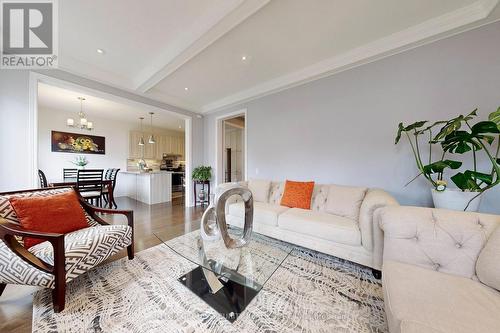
[{"x1": 160, "y1": 153, "x2": 185, "y2": 192}]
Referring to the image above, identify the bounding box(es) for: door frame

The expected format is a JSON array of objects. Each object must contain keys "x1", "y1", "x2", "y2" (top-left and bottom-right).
[
  {"x1": 214, "y1": 109, "x2": 247, "y2": 185},
  {"x1": 28, "y1": 72, "x2": 195, "y2": 207}
]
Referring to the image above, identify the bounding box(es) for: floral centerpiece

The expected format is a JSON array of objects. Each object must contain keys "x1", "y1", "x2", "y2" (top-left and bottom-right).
[{"x1": 71, "y1": 155, "x2": 89, "y2": 169}]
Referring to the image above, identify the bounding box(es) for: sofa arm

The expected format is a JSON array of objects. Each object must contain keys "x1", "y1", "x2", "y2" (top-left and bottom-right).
[
  {"x1": 377, "y1": 205, "x2": 500, "y2": 279},
  {"x1": 358, "y1": 189, "x2": 398, "y2": 259}
]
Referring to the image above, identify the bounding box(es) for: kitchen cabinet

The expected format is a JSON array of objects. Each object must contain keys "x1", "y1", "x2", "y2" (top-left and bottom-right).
[
  {"x1": 129, "y1": 132, "x2": 143, "y2": 158},
  {"x1": 121, "y1": 171, "x2": 172, "y2": 204},
  {"x1": 129, "y1": 131, "x2": 156, "y2": 159},
  {"x1": 130, "y1": 131, "x2": 185, "y2": 159}
]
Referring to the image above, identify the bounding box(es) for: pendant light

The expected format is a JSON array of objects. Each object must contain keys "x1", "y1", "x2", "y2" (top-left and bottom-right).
[
  {"x1": 148, "y1": 112, "x2": 156, "y2": 144},
  {"x1": 138, "y1": 117, "x2": 145, "y2": 146},
  {"x1": 67, "y1": 97, "x2": 94, "y2": 130}
]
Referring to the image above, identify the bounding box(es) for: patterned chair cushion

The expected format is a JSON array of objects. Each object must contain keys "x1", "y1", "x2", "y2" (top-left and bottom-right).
[
  {"x1": 28, "y1": 225, "x2": 132, "y2": 286},
  {"x1": 0, "y1": 224, "x2": 131, "y2": 288},
  {"x1": 0, "y1": 240, "x2": 54, "y2": 288}
]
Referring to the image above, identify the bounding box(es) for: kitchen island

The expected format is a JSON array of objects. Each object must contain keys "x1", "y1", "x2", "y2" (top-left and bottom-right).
[{"x1": 120, "y1": 171, "x2": 172, "y2": 204}]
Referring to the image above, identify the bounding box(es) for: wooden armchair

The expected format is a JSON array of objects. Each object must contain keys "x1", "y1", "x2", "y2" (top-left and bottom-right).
[{"x1": 0, "y1": 187, "x2": 134, "y2": 313}]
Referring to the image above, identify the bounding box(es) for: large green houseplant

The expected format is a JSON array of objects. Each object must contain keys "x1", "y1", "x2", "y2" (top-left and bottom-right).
[{"x1": 395, "y1": 107, "x2": 500, "y2": 211}]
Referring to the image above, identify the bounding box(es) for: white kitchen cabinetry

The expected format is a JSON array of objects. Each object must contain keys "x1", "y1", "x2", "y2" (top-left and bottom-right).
[
  {"x1": 121, "y1": 171, "x2": 172, "y2": 204},
  {"x1": 130, "y1": 131, "x2": 184, "y2": 159},
  {"x1": 129, "y1": 132, "x2": 156, "y2": 159}
]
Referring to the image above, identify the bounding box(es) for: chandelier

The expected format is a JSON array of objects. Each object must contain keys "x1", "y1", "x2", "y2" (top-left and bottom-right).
[{"x1": 67, "y1": 97, "x2": 93, "y2": 130}]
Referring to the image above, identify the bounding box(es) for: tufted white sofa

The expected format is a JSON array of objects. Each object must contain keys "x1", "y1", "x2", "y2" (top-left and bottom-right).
[
  {"x1": 376, "y1": 206, "x2": 500, "y2": 333},
  {"x1": 220, "y1": 180, "x2": 398, "y2": 273}
]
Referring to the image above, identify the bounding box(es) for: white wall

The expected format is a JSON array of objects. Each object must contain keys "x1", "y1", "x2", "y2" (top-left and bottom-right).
[
  {"x1": 38, "y1": 108, "x2": 136, "y2": 197},
  {"x1": 0, "y1": 71, "x2": 32, "y2": 191},
  {"x1": 204, "y1": 21, "x2": 500, "y2": 214}
]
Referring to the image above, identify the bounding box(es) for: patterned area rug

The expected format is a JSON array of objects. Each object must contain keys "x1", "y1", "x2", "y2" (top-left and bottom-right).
[{"x1": 32, "y1": 232, "x2": 387, "y2": 332}]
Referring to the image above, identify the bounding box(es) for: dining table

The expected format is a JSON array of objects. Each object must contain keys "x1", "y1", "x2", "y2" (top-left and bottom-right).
[{"x1": 49, "y1": 178, "x2": 114, "y2": 209}]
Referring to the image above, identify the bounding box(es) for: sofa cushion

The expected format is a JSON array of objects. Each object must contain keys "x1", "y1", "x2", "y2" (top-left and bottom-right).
[
  {"x1": 383, "y1": 260, "x2": 500, "y2": 333},
  {"x1": 477, "y1": 225, "x2": 500, "y2": 291},
  {"x1": 278, "y1": 208, "x2": 361, "y2": 246},
  {"x1": 9, "y1": 190, "x2": 89, "y2": 248},
  {"x1": 280, "y1": 180, "x2": 315, "y2": 209},
  {"x1": 228, "y1": 201, "x2": 289, "y2": 227},
  {"x1": 325, "y1": 184, "x2": 367, "y2": 221},
  {"x1": 248, "y1": 179, "x2": 271, "y2": 202}
]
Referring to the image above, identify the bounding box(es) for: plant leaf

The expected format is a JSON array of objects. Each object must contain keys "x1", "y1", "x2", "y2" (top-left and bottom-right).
[
  {"x1": 488, "y1": 106, "x2": 500, "y2": 130},
  {"x1": 464, "y1": 170, "x2": 493, "y2": 185},
  {"x1": 395, "y1": 121, "x2": 428, "y2": 144},
  {"x1": 423, "y1": 160, "x2": 462, "y2": 174},
  {"x1": 451, "y1": 172, "x2": 481, "y2": 191},
  {"x1": 471, "y1": 121, "x2": 500, "y2": 135},
  {"x1": 395, "y1": 123, "x2": 404, "y2": 144},
  {"x1": 405, "y1": 121, "x2": 428, "y2": 131}
]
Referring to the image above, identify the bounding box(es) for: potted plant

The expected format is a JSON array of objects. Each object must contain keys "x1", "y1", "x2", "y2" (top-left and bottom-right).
[
  {"x1": 192, "y1": 165, "x2": 212, "y2": 202},
  {"x1": 71, "y1": 155, "x2": 89, "y2": 169},
  {"x1": 192, "y1": 165, "x2": 212, "y2": 182},
  {"x1": 395, "y1": 107, "x2": 500, "y2": 211}
]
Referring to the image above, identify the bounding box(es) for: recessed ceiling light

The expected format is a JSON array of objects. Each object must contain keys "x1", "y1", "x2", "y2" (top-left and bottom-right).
[
  {"x1": 184, "y1": 87, "x2": 189, "y2": 91},
  {"x1": 96, "y1": 48, "x2": 105, "y2": 54},
  {"x1": 241, "y1": 55, "x2": 247, "y2": 61}
]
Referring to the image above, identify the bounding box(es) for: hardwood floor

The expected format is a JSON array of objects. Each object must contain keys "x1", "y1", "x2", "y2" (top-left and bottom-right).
[{"x1": 0, "y1": 196, "x2": 206, "y2": 333}]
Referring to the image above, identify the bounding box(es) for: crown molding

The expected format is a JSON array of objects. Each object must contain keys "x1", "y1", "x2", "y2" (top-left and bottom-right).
[
  {"x1": 134, "y1": 0, "x2": 271, "y2": 93},
  {"x1": 201, "y1": 0, "x2": 499, "y2": 113}
]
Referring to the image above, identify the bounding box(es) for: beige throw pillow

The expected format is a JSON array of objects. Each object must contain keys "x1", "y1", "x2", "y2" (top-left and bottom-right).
[
  {"x1": 248, "y1": 179, "x2": 271, "y2": 203},
  {"x1": 476, "y1": 225, "x2": 500, "y2": 291},
  {"x1": 326, "y1": 184, "x2": 367, "y2": 221}
]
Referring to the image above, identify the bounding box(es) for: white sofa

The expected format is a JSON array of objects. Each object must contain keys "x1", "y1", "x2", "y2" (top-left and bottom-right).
[
  {"x1": 376, "y1": 206, "x2": 500, "y2": 333},
  {"x1": 220, "y1": 180, "x2": 398, "y2": 273}
]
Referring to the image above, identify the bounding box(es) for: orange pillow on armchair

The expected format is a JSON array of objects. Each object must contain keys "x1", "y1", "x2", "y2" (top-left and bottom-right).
[
  {"x1": 9, "y1": 190, "x2": 89, "y2": 248},
  {"x1": 280, "y1": 180, "x2": 315, "y2": 210}
]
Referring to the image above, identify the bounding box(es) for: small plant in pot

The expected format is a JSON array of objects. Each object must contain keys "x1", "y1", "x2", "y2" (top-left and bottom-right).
[
  {"x1": 192, "y1": 165, "x2": 212, "y2": 201},
  {"x1": 71, "y1": 155, "x2": 89, "y2": 169},
  {"x1": 395, "y1": 107, "x2": 500, "y2": 211}
]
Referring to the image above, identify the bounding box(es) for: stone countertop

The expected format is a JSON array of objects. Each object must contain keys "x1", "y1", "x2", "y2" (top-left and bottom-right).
[{"x1": 120, "y1": 171, "x2": 173, "y2": 175}]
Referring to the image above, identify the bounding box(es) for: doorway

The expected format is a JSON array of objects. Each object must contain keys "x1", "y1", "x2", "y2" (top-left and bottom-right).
[
  {"x1": 215, "y1": 110, "x2": 247, "y2": 185},
  {"x1": 28, "y1": 72, "x2": 194, "y2": 207}
]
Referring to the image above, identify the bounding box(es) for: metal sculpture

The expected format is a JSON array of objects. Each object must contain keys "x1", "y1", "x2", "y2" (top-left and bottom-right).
[{"x1": 200, "y1": 186, "x2": 253, "y2": 248}]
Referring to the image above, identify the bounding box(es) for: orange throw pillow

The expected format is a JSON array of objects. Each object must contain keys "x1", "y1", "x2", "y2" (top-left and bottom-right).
[
  {"x1": 280, "y1": 180, "x2": 315, "y2": 210},
  {"x1": 9, "y1": 190, "x2": 89, "y2": 249}
]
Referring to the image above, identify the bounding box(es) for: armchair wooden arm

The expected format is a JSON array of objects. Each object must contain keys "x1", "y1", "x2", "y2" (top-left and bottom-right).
[{"x1": 0, "y1": 218, "x2": 65, "y2": 275}]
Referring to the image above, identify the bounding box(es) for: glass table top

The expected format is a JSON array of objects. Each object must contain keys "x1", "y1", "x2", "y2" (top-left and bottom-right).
[{"x1": 155, "y1": 226, "x2": 294, "y2": 292}]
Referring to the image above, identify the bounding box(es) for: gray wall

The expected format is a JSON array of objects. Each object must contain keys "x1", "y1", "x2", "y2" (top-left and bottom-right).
[
  {"x1": 204, "y1": 21, "x2": 500, "y2": 214},
  {"x1": 0, "y1": 70, "x2": 204, "y2": 202}
]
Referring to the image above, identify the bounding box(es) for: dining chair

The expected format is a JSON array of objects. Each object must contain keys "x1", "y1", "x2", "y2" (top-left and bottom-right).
[
  {"x1": 102, "y1": 168, "x2": 120, "y2": 208},
  {"x1": 76, "y1": 169, "x2": 104, "y2": 206},
  {"x1": 63, "y1": 168, "x2": 78, "y2": 179},
  {"x1": 38, "y1": 170, "x2": 48, "y2": 188}
]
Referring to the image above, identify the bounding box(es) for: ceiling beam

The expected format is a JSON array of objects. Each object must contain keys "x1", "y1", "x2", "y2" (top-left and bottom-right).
[{"x1": 134, "y1": 0, "x2": 270, "y2": 93}]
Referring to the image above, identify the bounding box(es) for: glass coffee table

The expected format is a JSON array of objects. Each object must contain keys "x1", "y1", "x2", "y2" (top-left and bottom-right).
[{"x1": 155, "y1": 227, "x2": 294, "y2": 322}]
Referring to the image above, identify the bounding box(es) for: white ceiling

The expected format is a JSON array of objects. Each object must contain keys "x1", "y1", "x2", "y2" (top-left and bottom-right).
[
  {"x1": 58, "y1": 0, "x2": 500, "y2": 113},
  {"x1": 37, "y1": 83, "x2": 185, "y2": 131}
]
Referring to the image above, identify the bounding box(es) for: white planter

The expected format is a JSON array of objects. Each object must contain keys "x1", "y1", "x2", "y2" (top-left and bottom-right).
[{"x1": 431, "y1": 188, "x2": 482, "y2": 212}]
